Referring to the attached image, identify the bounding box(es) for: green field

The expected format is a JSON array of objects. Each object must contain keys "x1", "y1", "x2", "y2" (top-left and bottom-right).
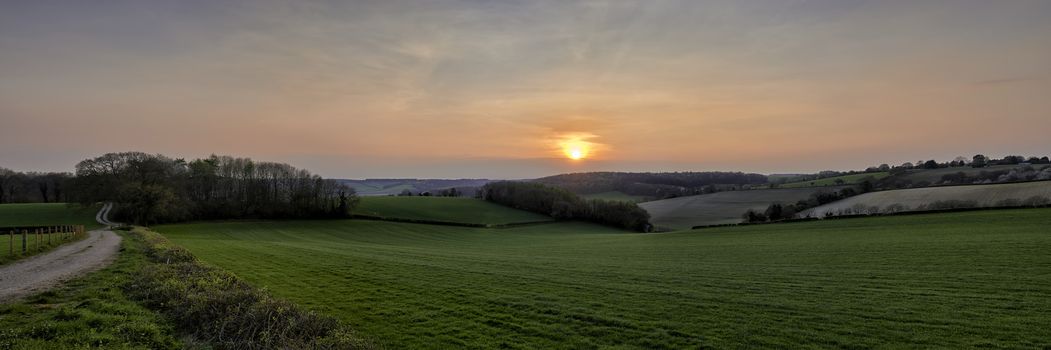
[
  {"x1": 779, "y1": 172, "x2": 889, "y2": 188},
  {"x1": 580, "y1": 191, "x2": 649, "y2": 203},
  {"x1": 0, "y1": 203, "x2": 100, "y2": 228},
  {"x1": 0, "y1": 203, "x2": 100, "y2": 264},
  {"x1": 157, "y1": 209, "x2": 1051, "y2": 349},
  {"x1": 356, "y1": 196, "x2": 553, "y2": 225}
]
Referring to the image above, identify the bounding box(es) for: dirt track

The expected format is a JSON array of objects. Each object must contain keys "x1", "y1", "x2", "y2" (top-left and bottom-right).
[{"x1": 0, "y1": 203, "x2": 122, "y2": 303}]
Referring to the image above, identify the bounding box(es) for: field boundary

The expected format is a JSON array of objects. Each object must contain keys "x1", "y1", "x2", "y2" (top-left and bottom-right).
[
  {"x1": 351, "y1": 214, "x2": 555, "y2": 228},
  {"x1": 689, "y1": 204, "x2": 1051, "y2": 230}
]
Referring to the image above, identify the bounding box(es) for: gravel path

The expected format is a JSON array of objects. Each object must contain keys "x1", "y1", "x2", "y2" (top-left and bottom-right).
[{"x1": 0, "y1": 203, "x2": 122, "y2": 303}]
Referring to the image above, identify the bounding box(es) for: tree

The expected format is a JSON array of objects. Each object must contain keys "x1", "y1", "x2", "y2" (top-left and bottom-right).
[
  {"x1": 480, "y1": 181, "x2": 650, "y2": 232},
  {"x1": 69, "y1": 152, "x2": 357, "y2": 224},
  {"x1": 742, "y1": 209, "x2": 767, "y2": 223},
  {"x1": 878, "y1": 164, "x2": 890, "y2": 172},
  {"x1": 972, "y1": 154, "x2": 988, "y2": 168},
  {"x1": 764, "y1": 203, "x2": 784, "y2": 221},
  {"x1": 922, "y1": 160, "x2": 939, "y2": 169}
]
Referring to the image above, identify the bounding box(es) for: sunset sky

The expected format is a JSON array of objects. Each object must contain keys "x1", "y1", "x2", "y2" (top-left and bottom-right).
[{"x1": 2, "y1": 0, "x2": 1049, "y2": 179}]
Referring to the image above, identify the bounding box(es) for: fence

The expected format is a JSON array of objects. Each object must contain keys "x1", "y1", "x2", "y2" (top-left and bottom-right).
[{"x1": 2, "y1": 225, "x2": 86, "y2": 258}]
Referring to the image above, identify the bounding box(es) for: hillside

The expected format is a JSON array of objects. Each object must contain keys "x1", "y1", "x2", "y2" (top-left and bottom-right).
[
  {"x1": 157, "y1": 209, "x2": 1051, "y2": 349},
  {"x1": 339, "y1": 178, "x2": 492, "y2": 196},
  {"x1": 778, "y1": 172, "x2": 889, "y2": 188},
  {"x1": 535, "y1": 171, "x2": 768, "y2": 200},
  {"x1": 639, "y1": 187, "x2": 846, "y2": 229},
  {"x1": 892, "y1": 164, "x2": 1049, "y2": 184},
  {"x1": 356, "y1": 196, "x2": 553, "y2": 225},
  {"x1": 580, "y1": 191, "x2": 648, "y2": 202},
  {"x1": 803, "y1": 181, "x2": 1051, "y2": 217}
]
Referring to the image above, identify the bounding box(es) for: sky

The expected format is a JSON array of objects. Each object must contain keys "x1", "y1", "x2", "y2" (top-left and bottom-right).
[{"x1": 1, "y1": 0, "x2": 1049, "y2": 179}]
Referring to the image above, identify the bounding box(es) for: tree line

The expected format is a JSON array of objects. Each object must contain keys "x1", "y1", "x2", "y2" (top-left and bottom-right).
[
  {"x1": 69, "y1": 152, "x2": 358, "y2": 225},
  {"x1": 0, "y1": 168, "x2": 71, "y2": 204},
  {"x1": 479, "y1": 181, "x2": 651, "y2": 232},
  {"x1": 535, "y1": 171, "x2": 768, "y2": 199}
]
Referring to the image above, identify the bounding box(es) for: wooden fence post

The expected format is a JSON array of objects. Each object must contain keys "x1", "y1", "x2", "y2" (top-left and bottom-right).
[
  {"x1": 8, "y1": 230, "x2": 12, "y2": 256},
  {"x1": 21, "y1": 230, "x2": 27, "y2": 254}
]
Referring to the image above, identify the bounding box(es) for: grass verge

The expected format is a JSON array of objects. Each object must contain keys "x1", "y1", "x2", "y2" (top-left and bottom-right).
[
  {"x1": 0, "y1": 230, "x2": 181, "y2": 349},
  {"x1": 1, "y1": 227, "x2": 377, "y2": 349}
]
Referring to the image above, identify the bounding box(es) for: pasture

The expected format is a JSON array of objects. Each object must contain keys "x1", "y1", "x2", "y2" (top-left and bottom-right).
[
  {"x1": 0, "y1": 203, "x2": 99, "y2": 228},
  {"x1": 804, "y1": 180, "x2": 1051, "y2": 217},
  {"x1": 157, "y1": 209, "x2": 1051, "y2": 349},
  {"x1": 640, "y1": 187, "x2": 845, "y2": 229},
  {"x1": 356, "y1": 197, "x2": 552, "y2": 225}
]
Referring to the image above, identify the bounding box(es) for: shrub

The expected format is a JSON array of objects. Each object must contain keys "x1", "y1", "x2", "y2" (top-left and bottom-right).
[
  {"x1": 124, "y1": 229, "x2": 374, "y2": 349},
  {"x1": 925, "y1": 200, "x2": 979, "y2": 210}
]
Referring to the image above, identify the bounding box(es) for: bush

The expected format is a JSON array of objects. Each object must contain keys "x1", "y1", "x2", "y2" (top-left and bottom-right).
[{"x1": 124, "y1": 229, "x2": 374, "y2": 349}]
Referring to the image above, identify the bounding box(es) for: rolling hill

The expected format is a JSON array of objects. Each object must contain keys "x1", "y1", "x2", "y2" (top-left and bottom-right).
[
  {"x1": 156, "y1": 209, "x2": 1051, "y2": 349},
  {"x1": 892, "y1": 164, "x2": 1049, "y2": 184},
  {"x1": 802, "y1": 180, "x2": 1051, "y2": 217},
  {"x1": 778, "y1": 172, "x2": 889, "y2": 188},
  {"x1": 639, "y1": 187, "x2": 846, "y2": 229},
  {"x1": 339, "y1": 178, "x2": 492, "y2": 196}
]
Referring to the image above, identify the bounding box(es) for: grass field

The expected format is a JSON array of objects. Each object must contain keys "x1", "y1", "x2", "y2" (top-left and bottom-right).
[
  {"x1": 0, "y1": 203, "x2": 100, "y2": 228},
  {"x1": 639, "y1": 187, "x2": 845, "y2": 229},
  {"x1": 157, "y1": 209, "x2": 1051, "y2": 349},
  {"x1": 356, "y1": 196, "x2": 553, "y2": 225},
  {"x1": 804, "y1": 180, "x2": 1051, "y2": 217},
  {"x1": 778, "y1": 172, "x2": 889, "y2": 188},
  {"x1": 580, "y1": 191, "x2": 649, "y2": 203},
  {"x1": 0, "y1": 203, "x2": 100, "y2": 264}
]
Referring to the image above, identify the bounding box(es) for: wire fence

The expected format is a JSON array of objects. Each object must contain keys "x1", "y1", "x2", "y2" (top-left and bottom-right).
[{"x1": 1, "y1": 225, "x2": 86, "y2": 260}]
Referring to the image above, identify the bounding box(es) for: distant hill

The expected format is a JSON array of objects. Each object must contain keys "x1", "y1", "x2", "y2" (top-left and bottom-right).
[
  {"x1": 639, "y1": 187, "x2": 848, "y2": 230},
  {"x1": 338, "y1": 178, "x2": 492, "y2": 196},
  {"x1": 534, "y1": 171, "x2": 768, "y2": 200},
  {"x1": 802, "y1": 181, "x2": 1051, "y2": 218}
]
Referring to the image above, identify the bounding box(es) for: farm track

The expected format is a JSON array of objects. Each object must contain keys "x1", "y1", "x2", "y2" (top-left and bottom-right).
[{"x1": 0, "y1": 203, "x2": 121, "y2": 303}]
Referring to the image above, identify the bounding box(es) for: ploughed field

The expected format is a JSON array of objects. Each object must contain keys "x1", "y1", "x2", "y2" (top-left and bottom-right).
[
  {"x1": 156, "y1": 207, "x2": 1051, "y2": 349},
  {"x1": 803, "y1": 180, "x2": 1051, "y2": 217},
  {"x1": 640, "y1": 187, "x2": 847, "y2": 229}
]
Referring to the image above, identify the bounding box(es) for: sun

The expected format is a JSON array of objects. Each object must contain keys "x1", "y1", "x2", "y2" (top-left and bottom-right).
[
  {"x1": 568, "y1": 148, "x2": 584, "y2": 160},
  {"x1": 560, "y1": 139, "x2": 590, "y2": 160}
]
